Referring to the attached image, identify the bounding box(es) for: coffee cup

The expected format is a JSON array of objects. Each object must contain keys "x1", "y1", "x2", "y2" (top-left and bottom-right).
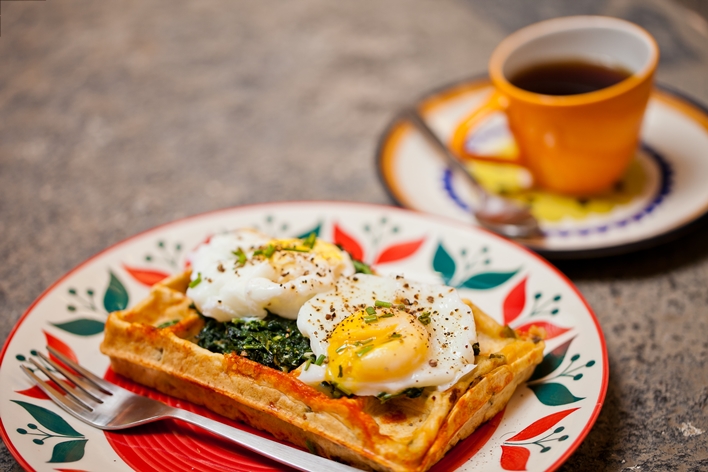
[{"x1": 450, "y1": 16, "x2": 659, "y2": 196}]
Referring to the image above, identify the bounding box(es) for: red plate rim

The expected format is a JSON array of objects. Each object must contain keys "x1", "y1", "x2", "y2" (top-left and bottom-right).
[{"x1": 0, "y1": 200, "x2": 609, "y2": 472}]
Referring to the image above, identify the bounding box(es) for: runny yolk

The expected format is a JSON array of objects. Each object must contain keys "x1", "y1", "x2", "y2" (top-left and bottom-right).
[{"x1": 325, "y1": 308, "x2": 430, "y2": 388}]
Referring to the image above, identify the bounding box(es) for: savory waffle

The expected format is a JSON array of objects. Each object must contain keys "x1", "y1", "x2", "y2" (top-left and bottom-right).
[{"x1": 100, "y1": 271, "x2": 545, "y2": 472}]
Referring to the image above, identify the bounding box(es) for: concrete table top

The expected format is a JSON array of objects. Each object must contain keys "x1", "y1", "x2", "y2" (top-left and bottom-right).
[{"x1": 1, "y1": 0, "x2": 707, "y2": 470}]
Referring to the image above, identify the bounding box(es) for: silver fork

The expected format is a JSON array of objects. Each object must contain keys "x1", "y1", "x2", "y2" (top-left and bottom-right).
[{"x1": 21, "y1": 346, "x2": 361, "y2": 472}]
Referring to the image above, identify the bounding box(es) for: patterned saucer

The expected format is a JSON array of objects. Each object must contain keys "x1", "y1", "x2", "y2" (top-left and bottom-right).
[
  {"x1": 0, "y1": 202, "x2": 607, "y2": 471},
  {"x1": 377, "y1": 79, "x2": 708, "y2": 258}
]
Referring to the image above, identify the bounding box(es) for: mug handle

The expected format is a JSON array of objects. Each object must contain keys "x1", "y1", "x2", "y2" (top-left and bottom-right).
[{"x1": 449, "y1": 90, "x2": 523, "y2": 165}]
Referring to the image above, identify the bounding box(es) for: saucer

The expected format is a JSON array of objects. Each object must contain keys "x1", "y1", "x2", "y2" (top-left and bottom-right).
[{"x1": 377, "y1": 78, "x2": 708, "y2": 258}]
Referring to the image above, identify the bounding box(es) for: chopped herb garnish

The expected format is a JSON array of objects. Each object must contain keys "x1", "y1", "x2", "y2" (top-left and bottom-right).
[
  {"x1": 363, "y1": 314, "x2": 378, "y2": 323},
  {"x1": 335, "y1": 344, "x2": 349, "y2": 354},
  {"x1": 339, "y1": 245, "x2": 372, "y2": 274},
  {"x1": 472, "y1": 342, "x2": 480, "y2": 356},
  {"x1": 283, "y1": 246, "x2": 310, "y2": 253},
  {"x1": 389, "y1": 332, "x2": 402, "y2": 339},
  {"x1": 306, "y1": 439, "x2": 318, "y2": 455},
  {"x1": 365, "y1": 306, "x2": 376, "y2": 315},
  {"x1": 502, "y1": 325, "x2": 517, "y2": 339},
  {"x1": 321, "y1": 381, "x2": 352, "y2": 399},
  {"x1": 157, "y1": 319, "x2": 180, "y2": 329},
  {"x1": 303, "y1": 232, "x2": 317, "y2": 249},
  {"x1": 315, "y1": 354, "x2": 326, "y2": 366},
  {"x1": 379, "y1": 312, "x2": 394, "y2": 318},
  {"x1": 333, "y1": 382, "x2": 352, "y2": 396},
  {"x1": 338, "y1": 365, "x2": 343, "y2": 378},
  {"x1": 376, "y1": 387, "x2": 424, "y2": 403},
  {"x1": 188, "y1": 302, "x2": 204, "y2": 316},
  {"x1": 253, "y1": 243, "x2": 276, "y2": 258},
  {"x1": 357, "y1": 345, "x2": 374, "y2": 357},
  {"x1": 304, "y1": 358, "x2": 312, "y2": 371},
  {"x1": 189, "y1": 272, "x2": 202, "y2": 288},
  {"x1": 354, "y1": 337, "x2": 374, "y2": 346},
  {"x1": 232, "y1": 248, "x2": 247, "y2": 266},
  {"x1": 404, "y1": 387, "x2": 424, "y2": 398},
  {"x1": 375, "y1": 300, "x2": 392, "y2": 308},
  {"x1": 397, "y1": 304, "x2": 407, "y2": 311},
  {"x1": 352, "y1": 259, "x2": 373, "y2": 274},
  {"x1": 418, "y1": 312, "x2": 431, "y2": 325}
]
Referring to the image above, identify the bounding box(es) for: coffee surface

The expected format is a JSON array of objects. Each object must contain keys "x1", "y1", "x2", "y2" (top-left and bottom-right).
[{"x1": 509, "y1": 60, "x2": 632, "y2": 96}]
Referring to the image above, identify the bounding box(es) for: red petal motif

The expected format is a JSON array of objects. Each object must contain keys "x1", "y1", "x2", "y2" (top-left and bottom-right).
[
  {"x1": 503, "y1": 277, "x2": 527, "y2": 325},
  {"x1": 123, "y1": 265, "x2": 170, "y2": 287},
  {"x1": 15, "y1": 385, "x2": 49, "y2": 400},
  {"x1": 500, "y1": 445, "x2": 530, "y2": 471},
  {"x1": 508, "y1": 408, "x2": 579, "y2": 441},
  {"x1": 374, "y1": 238, "x2": 426, "y2": 264},
  {"x1": 333, "y1": 224, "x2": 364, "y2": 262},
  {"x1": 515, "y1": 321, "x2": 571, "y2": 340},
  {"x1": 43, "y1": 330, "x2": 78, "y2": 364},
  {"x1": 15, "y1": 380, "x2": 71, "y2": 400}
]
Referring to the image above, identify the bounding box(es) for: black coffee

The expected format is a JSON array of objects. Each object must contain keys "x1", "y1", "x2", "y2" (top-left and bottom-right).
[{"x1": 509, "y1": 60, "x2": 632, "y2": 96}]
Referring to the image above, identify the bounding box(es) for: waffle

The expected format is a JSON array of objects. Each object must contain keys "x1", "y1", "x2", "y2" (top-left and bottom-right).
[{"x1": 100, "y1": 271, "x2": 545, "y2": 471}]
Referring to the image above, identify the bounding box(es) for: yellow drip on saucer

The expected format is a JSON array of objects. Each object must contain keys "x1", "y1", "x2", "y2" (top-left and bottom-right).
[{"x1": 465, "y1": 157, "x2": 647, "y2": 222}]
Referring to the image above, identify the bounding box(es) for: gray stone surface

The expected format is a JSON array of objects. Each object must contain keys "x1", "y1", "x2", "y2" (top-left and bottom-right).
[{"x1": 1, "y1": 0, "x2": 707, "y2": 470}]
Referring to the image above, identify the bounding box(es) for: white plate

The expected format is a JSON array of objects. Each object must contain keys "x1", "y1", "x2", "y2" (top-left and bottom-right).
[
  {"x1": 377, "y1": 79, "x2": 708, "y2": 258},
  {"x1": 0, "y1": 202, "x2": 607, "y2": 471}
]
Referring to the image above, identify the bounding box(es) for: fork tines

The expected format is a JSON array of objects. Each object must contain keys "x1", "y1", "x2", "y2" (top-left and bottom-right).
[{"x1": 21, "y1": 346, "x2": 114, "y2": 415}]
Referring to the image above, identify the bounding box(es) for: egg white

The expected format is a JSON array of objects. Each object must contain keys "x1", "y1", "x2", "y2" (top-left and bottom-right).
[
  {"x1": 297, "y1": 274, "x2": 478, "y2": 396},
  {"x1": 186, "y1": 229, "x2": 355, "y2": 321}
]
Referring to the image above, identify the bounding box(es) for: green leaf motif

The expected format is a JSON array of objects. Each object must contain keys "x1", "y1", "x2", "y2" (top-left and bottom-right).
[
  {"x1": 529, "y1": 337, "x2": 576, "y2": 381},
  {"x1": 11, "y1": 401, "x2": 83, "y2": 437},
  {"x1": 529, "y1": 383, "x2": 585, "y2": 406},
  {"x1": 103, "y1": 271, "x2": 129, "y2": 313},
  {"x1": 52, "y1": 319, "x2": 105, "y2": 336},
  {"x1": 296, "y1": 223, "x2": 321, "y2": 240},
  {"x1": 460, "y1": 270, "x2": 518, "y2": 290},
  {"x1": 433, "y1": 242, "x2": 456, "y2": 285},
  {"x1": 48, "y1": 439, "x2": 88, "y2": 463}
]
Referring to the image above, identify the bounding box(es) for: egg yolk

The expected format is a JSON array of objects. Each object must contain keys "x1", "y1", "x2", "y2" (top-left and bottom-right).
[
  {"x1": 263, "y1": 238, "x2": 347, "y2": 281},
  {"x1": 325, "y1": 308, "x2": 430, "y2": 388},
  {"x1": 270, "y1": 238, "x2": 345, "y2": 260}
]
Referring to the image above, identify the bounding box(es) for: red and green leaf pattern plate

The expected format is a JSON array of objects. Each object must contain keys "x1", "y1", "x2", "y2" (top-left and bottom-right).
[{"x1": 0, "y1": 202, "x2": 608, "y2": 471}]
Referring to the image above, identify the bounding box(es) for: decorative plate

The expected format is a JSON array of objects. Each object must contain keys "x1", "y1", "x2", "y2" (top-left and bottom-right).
[
  {"x1": 0, "y1": 202, "x2": 607, "y2": 471},
  {"x1": 377, "y1": 79, "x2": 708, "y2": 258}
]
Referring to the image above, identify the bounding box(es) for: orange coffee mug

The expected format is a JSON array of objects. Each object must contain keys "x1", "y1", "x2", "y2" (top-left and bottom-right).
[{"x1": 450, "y1": 16, "x2": 659, "y2": 196}]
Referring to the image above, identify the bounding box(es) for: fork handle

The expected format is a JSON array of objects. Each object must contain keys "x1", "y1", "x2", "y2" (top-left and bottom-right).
[{"x1": 168, "y1": 409, "x2": 362, "y2": 472}]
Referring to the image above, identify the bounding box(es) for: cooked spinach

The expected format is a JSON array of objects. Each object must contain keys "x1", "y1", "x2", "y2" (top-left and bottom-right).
[
  {"x1": 196, "y1": 315, "x2": 311, "y2": 372},
  {"x1": 376, "y1": 387, "x2": 424, "y2": 403}
]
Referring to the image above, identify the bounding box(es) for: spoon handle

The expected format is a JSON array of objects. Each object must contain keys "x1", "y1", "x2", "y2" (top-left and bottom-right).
[
  {"x1": 402, "y1": 108, "x2": 487, "y2": 205},
  {"x1": 401, "y1": 108, "x2": 541, "y2": 239}
]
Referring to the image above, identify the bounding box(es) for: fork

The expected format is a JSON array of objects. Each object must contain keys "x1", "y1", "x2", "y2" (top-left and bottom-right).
[{"x1": 21, "y1": 346, "x2": 362, "y2": 472}]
